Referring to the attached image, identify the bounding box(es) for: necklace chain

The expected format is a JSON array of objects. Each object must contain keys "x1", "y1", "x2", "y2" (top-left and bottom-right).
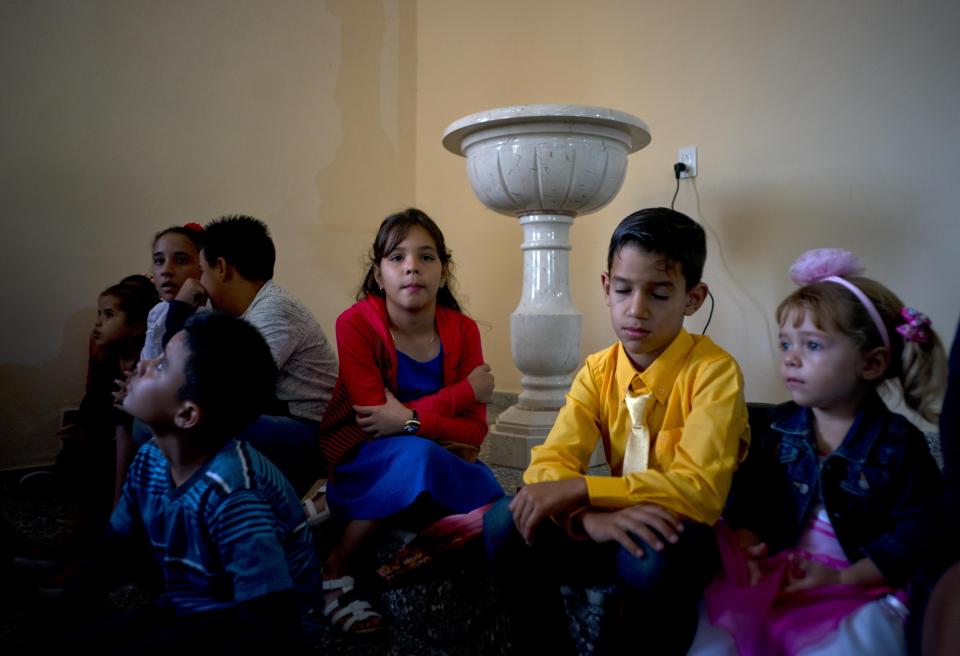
[{"x1": 389, "y1": 328, "x2": 437, "y2": 346}]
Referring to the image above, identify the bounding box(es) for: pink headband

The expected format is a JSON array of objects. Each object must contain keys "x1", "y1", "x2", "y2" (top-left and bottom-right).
[
  {"x1": 821, "y1": 275, "x2": 890, "y2": 350},
  {"x1": 789, "y1": 249, "x2": 890, "y2": 350}
]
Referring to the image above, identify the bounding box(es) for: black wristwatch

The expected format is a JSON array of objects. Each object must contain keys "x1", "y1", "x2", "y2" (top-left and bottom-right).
[{"x1": 402, "y1": 409, "x2": 420, "y2": 434}]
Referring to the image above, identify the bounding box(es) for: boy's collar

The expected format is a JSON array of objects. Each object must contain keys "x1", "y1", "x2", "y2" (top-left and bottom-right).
[
  {"x1": 162, "y1": 439, "x2": 231, "y2": 498},
  {"x1": 240, "y1": 279, "x2": 273, "y2": 317},
  {"x1": 615, "y1": 329, "x2": 694, "y2": 404}
]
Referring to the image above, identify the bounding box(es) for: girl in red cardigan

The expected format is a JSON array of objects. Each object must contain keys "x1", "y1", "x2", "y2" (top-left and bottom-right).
[{"x1": 316, "y1": 208, "x2": 504, "y2": 634}]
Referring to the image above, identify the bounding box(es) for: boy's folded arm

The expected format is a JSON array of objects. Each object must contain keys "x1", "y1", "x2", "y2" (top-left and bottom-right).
[{"x1": 585, "y1": 358, "x2": 749, "y2": 524}]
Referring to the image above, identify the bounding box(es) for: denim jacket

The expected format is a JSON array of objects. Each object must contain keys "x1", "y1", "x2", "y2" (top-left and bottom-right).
[{"x1": 725, "y1": 393, "x2": 943, "y2": 586}]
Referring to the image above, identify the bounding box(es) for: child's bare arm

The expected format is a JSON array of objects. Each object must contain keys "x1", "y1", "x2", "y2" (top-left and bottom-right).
[
  {"x1": 112, "y1": 369, "x2": 132, "y2": 408},
  {"x1": 114, "y1": 424, "x2": 135, "y2": 507},
  {"x1": 783, "y1": 554, "x2": 885, "y2": 594},
  {"x1": 509, "y1": 479, "x2": 588, "y2": 544},
  {"x1": 734, "y1": 528, "x2": 768, "y2": 585},
  {"x1": 579, "y1": 504, "x2": 684, "y2": 557}
]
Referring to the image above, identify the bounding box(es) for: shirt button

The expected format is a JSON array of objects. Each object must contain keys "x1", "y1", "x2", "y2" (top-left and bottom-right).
[{"x1": 792, "y1": 481, "x2": 809, "y2": 494}]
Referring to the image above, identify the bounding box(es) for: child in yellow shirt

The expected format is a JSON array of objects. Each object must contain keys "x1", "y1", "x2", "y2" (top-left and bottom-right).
[{"x1": 483, "y1": 207, "x2": 750, "y2": 654}]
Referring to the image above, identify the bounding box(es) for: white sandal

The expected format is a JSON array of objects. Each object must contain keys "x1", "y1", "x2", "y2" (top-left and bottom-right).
[
  {"x1": 322, "y1": 575, "x2": 383, "y2": 634},
  {"x1": 302, "y1": 483, "x2": 331, "y2": 528}
]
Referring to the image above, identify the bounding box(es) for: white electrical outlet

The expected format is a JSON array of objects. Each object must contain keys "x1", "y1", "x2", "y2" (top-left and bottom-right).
[{"x1": 678, "y1": 146, "x2": 697, "y2": 178}]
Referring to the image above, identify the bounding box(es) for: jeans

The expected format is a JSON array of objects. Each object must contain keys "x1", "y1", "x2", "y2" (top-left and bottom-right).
[{"x1": 483, "y1": 495, "x2": 719, "y2": 655}]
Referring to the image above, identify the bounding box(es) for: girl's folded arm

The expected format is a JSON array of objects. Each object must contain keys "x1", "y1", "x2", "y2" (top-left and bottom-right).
[
  {"x1": 335, "y1": 312, "x2": 389, "y2": 406},
  {"x1": 409, "y1": 317, "x2": 486, "y2": 416},
  {"x1": 416, "y1": 401, "x2": 488, "y2": 446}
]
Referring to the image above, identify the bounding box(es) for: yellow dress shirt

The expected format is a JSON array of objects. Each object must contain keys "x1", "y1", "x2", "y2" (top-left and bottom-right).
[{"x1": 524, "y1": 329, "x2": 750, "y2": 525}]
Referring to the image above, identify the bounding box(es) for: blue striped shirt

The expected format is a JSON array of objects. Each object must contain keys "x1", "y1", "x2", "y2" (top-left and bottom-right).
[{"x1": 111, "y1": 439, "x2": 322, "y2": 615}]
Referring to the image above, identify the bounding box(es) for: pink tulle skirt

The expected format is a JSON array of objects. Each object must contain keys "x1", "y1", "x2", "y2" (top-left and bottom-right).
[{"x1": 704, "y1": 509, "x2": 906, "y2": 656}]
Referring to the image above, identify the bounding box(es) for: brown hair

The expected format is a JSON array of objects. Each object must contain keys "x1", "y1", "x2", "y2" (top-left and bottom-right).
[
  {"x1": 359, "y1": 208, "x2": 461, "y2": 312},
  {"x1": 777, "y1": 276, "x2": 946, "y2": 423}
]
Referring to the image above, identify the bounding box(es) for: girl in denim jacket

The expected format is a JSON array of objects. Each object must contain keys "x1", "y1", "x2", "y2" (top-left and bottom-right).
[{"x1": 705, "y1": 249, "x2": 947, "y2": 656}]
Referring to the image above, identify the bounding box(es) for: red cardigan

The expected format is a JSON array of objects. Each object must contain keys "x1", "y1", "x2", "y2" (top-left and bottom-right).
[{"x1": 318, "y1": 295, "x2": 487, "y2": 467}]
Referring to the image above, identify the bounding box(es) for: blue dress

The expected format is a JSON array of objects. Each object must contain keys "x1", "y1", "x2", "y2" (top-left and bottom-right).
[{"x1": 326, "y1": 348, "x2": 504, "y2": 520}]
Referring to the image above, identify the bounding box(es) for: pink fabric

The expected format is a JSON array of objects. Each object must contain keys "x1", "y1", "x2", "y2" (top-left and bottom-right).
[
  {"x1": 376, "y1": 502, "x2": 492, "y2": 584},
  {"x1": 822, "y1": 276, "x2": 891, "y2": 350},
  {"x1": 795, "y1": 507, "x2": 847, "y2": 565},
  {"x1": 705, "y1": 521, "x2": 901, "y2": 656},
  {"x1": 788, "y1": 248, "x2": 864, "y2": 285},
  {"x1": 786, "y1": 248, "x2": 891, "y2": 351}
]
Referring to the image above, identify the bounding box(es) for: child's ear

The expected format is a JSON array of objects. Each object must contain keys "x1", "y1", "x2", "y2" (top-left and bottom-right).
[
  {"x1": 860, "y1": 346, "x2": 890, "y2": 382},
  {"x1": 683, "y1": 282, "x2": 709, "y2": 316},
  {"x1": 601, "y1": 271, "x2": 611, "y2": 306},
  {"x1": 215, "y1": 257, "x2": 231, "y2": 282},
  {"x1": 373, "y1": 265, "x2": 384, "y2": 291},
  {"x1": 173, "y1": 400, "x2": 201, "y2": 430}
]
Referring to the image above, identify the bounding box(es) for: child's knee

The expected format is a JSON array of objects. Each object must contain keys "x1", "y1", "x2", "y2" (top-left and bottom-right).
[
  {"x1": 482, "y1": 496, "x2": 521, "y2": 558},
  {"x1": 616, "y1": 521, "x2": 717, "y2": 595}
]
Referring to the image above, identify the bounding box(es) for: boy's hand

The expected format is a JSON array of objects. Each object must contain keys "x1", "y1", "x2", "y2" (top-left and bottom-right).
[
  {"x1": 782, "y1": 553, "x2": 842, "y2": 594},
  {"x1": 353, "y1": 389, "x2": 412, "y2": 438},
  {"x1": 580, "y1": 504, "x2": 683, "y2": 557},
  {"x1": 175, "y1": 278, "x2": 207, "y2": 307},
  {"x1": 509, "y1": 479, "x2": 588, "y2": 544},
  {"x1": 467, "y1": 364, "x2": 495, "y2": 404},
  {"x1": 112, "y1": 370, "x2": 133, "y2": 408}
]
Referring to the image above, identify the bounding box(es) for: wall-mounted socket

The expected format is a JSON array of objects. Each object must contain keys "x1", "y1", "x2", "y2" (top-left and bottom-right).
[{"x1": 678, "y1": 146, "x2": 697, "y2": 178}]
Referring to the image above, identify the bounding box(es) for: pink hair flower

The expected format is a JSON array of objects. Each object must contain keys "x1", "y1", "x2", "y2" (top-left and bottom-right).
[
  {"x1": 896, "y1": 307, "x2": 931, "y2": 344},
  {"x1": 789, "y1": 248, "x2": 865, "y2": 285}
]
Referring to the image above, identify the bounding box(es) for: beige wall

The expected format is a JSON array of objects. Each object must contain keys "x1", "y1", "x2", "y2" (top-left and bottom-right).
[
  {"x1": 416, "y1": 0, "x2": 960, "y2": 423},
  {"x1": 0, "y1": 0, "x2": 417, "y2": 469},
  {"x1": 3, "y1": 0, "x2": 958, "y2": 469}
]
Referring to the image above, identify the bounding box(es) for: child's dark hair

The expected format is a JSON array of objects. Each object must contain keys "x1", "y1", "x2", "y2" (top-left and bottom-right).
[
  {"x1": 177, "y1": 312, "x2": 278, "y2": 440},
  {"x1": 608, "y1": 208, "x2": 707, "y2": 290},
  {"x1": 359, "y1": 208, "x2": 462, "y2": 312},
  {"x1": 100, "y1": 279, "x2": 160, "y2": 327},
  {"x1": 119, "y1": 274, "x2": 159, "y2": 301},
  {"x1": 778, "y1": 278, "x2": 947, "y2": 423},
  {"x1": 151, "y1": 225, "x2": 204, "y2": 251},
  {"x1": 202, "y1": 215, "x2": 275, "y2": 282}
]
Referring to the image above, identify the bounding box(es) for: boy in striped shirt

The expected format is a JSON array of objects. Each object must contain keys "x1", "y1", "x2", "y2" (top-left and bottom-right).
[{"x1": 68, "y1": 312, "x2": 321, "y2": 649}]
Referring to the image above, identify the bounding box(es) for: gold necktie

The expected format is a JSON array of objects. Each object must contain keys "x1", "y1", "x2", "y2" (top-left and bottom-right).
[{"x1": 623, "y1": 392, "x2": 652, "y2": 475}]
